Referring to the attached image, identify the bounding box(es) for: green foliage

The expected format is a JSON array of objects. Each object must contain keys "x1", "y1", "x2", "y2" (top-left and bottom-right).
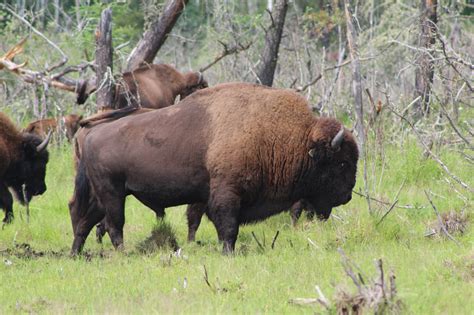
[{"x1": 77, "y1": 1, "x2": 144, "y2": 56}]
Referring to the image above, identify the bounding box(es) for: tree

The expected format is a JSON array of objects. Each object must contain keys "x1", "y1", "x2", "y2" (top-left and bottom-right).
[
  {"x1": 256, "y1": 0, "x2": 288, "y2": 87},
  {"x1": 126, "y1": 0, "x2": 189, "y2": 71},
  {"x1": 95, "y1": 8, "x2": 114, "y2": 110},
  {"x1": 414, "y1": 0, "x2": 438, "y2": 117}
]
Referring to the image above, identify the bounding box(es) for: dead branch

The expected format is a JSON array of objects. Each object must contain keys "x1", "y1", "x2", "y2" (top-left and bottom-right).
[
  {"x1": 288, "y1": 298, "x2": 319, "y2": 305},
  {"x1": 438, "y1": 102, "x2": 472, "y2": 148},
  {"x1": 376, "y1": 200, "x2": 399, "y2": 226},
  {"x1": 2, "y1": 4, "x2": 68, "y2": 72},
  {"x1": 376, "y1": 179, "x2": 406, "y2": 226},
  {"x1": 294, "y1": 74, "x2": 322, "y2": 92},
  {"x1": 0, "y1": 38, "x2": 93, "y2": 99},
  {"x1": 424, "y1": 190, "x2": 461, "y2": 246},
  {"x1": 202, "y1": 265, "x2": 216, "y2": 293},
  {"x1": 199, "y1": 41, "x2": 252, "y2": 73},
  {"x1": 315, "y1": 285, "x2": 330, "y2": 309},
  {"x1": 271, "y1": 230, "x2": 280, "y2": 249},
  {"x1": 353, "y1": 190, "x2": 422, "y2": 209},
  {"x1": 338, "y1": 248, "x2": 363, "y2": 292},
  {"x1": 389, "y1": 104, "x2": 473, "y2": 193},
  {"x1": 435, "y1": 28, "x2": 473, "y2": 92},
  {"x1": 251, "y1": 231, "x2": 265, "y2": 251}
]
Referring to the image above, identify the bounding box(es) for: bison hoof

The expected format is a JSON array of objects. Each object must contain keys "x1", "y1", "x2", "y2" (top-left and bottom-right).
[{"x1": 2, "y1": 213, "x2": 13, "y2": 224}]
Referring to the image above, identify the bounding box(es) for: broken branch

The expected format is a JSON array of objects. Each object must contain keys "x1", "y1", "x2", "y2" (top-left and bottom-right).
[{"x1": 199, "y1": 41, "x2": 252, "y2": 73}]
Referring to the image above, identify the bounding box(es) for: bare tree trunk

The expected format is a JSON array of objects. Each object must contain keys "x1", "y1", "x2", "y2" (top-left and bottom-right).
[
  {"x1": 344, "y1": 0, "x2": 371, "y2": 213},
  {"x1": 414, "y1": 0, "x2": 437, "y2": 118},
  {"x1": 256, "y1": 0, "x2": 288, "y2": 87},
  {"x1": 126, "y1": 0, "x2": 189, "y2": 71},
  {"x1": 95, "y1": 8, "x2": 114, "y2": 109},
  {"x1": 54, "y1": 0, "x2": 60, "y2": 31},
  {"x1": 344, "y1": 0, "x2": 365, "y2": 150},
  {"x1": 75, "y1": 0, "x2": 82, "y2": 30}
]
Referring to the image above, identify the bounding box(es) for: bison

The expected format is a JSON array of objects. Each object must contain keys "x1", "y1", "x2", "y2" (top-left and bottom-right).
[
  {"x1": 78, "y1": 108, "x2": 322, "y2": 244},
  {"x1": 0, "y1": 113, "x2": 51, "y2": 223},
  {"x1": 69, "y1": 83, "x2": 358, "y2": 254},
  {"x1": 24, "y1": 114, "x2": 83, "y2": 142},
  {"x1": 76, "y1": 64, "x2": 208, "y2": 108}
]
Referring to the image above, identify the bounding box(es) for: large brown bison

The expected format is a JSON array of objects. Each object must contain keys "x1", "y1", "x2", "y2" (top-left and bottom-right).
[
  {"x1": 76, "y1": 64, "x2": 208, "y2": 108},
  {"x1": 69, "y1": 83, "x2": 358, "y2": 254},
  {"x1": 24, "y1": 114, "x2": 83, "y2": 142},
  {"x1": 0, "y1": 113, "x2": 51, "y2": 223},
  {"x1": 78, "y1": 107, "x2": 323, "y2": 244}
]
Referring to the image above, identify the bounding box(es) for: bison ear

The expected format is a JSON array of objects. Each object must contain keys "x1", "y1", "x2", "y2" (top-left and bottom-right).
[{"x1": 307, "y1": 144, "x2": 325, "y2": 161}]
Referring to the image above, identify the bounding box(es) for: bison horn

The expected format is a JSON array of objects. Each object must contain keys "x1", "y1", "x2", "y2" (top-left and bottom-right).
[
  {"x1": 308, "y1": 149, "x2": 315, "y2": 158},
  {"x1": 36, "y1": 130, "x2": 52, "y2": 152},
  {"x1": 197, "y1": 71, "x2": 203, "y2": 85},
  {"x1": 331, "y1": 126, "x2": 345, "y2": 150}
]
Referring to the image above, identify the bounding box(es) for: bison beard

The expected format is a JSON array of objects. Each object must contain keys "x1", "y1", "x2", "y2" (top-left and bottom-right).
[{"x1": 69, "y1": 83, "x2": 358, "y2": 255}]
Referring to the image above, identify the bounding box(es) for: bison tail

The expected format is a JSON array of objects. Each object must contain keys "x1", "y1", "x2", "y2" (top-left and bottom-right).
[{"x1": 73, "y1": 160, "x2": 92, "y2": 218}]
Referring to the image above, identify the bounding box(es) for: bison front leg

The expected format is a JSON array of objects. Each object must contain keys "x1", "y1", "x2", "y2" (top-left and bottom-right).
[
  {"x1": 186, "y1": 203, "x2": 207, "y2": 242},
  {"x1": 0, "y1": 183, "x2": 14, "y2": 224},
  {"x1": 289, "y1": 200, "x2": 304, "y2": 227},
  {"x1": 207, "y1": 186, "x2": 240, "y2": 254},
  {"x1": 95, "y1": 220, "x2": 107, "y2": 244}
]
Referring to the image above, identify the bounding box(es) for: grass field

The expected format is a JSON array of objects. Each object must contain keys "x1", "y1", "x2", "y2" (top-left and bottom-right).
[{"x1": 0, "y1": 143, "x2": 472, "y2": 314}]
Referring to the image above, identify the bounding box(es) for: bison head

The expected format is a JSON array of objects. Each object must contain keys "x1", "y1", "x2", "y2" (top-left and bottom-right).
[
  {"x1": 180, "y1": 71, "x2": 208, "y2": 99},
  {"x1": 64, "y1": 114, "x2": 83, "y2": 141},
  {"x1": 8, "y1": 132, "x2": 51, "y2": 204},
  {"x1": 304, "y1": 118, "x2": 359, "y2": 218}
]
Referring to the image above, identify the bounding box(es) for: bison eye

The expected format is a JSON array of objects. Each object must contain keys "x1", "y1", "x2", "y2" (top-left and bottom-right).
[{"x1": 340, "y1": 162, "x2": 346, "y2": 169}]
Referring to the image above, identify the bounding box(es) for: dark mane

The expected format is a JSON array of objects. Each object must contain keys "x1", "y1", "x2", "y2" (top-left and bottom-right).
[{"x1": 0, "y1": 113, "x2": 21, "y2": 144}]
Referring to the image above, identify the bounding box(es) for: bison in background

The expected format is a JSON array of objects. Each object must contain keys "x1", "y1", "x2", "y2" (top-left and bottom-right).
[
  {"x1": 24, "y1": 114, "x2": 83, "y2": 142},
  {"x1": 69, "y1": 83, "x2": 358, "y2": 255},
  {"x1": 0, "y1": 113, "x2": 51, "y2": 223},
  {"x1": 76, "y1": 64, "x2": 208, "y2": 108}
]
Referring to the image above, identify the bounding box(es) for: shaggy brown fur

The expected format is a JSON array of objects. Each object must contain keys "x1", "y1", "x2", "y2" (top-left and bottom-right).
[
  {"x1": 24, "y1": 114, "x2": 83, "y2": 142},
  {"x1": 76, "y1": 64, "x2": 208, "y2": 108},
  {"x1": 0, "y1": 113, "x2": 50, "y2": 223},
  {"x1": 69, "y1": 83, "x2": 358, "y2": 254}
]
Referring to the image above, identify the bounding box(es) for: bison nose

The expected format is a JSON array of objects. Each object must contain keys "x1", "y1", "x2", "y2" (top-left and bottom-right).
[
  {"x1": 345, "y1": 194, "x2": 352, "y2": 203},
  {"x1": 36, "y1": 185, "x2": 46, "y2": 195}
]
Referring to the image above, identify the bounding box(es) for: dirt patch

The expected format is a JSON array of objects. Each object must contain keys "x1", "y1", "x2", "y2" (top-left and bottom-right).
[{"x1": 0, "y1": 243, "x2": 109, "y2": 261}]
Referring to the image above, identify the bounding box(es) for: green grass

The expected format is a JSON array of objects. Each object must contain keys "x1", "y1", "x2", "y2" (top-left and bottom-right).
[{"x1": 0, "y1": 143, "x2": 472, "y2": 314}]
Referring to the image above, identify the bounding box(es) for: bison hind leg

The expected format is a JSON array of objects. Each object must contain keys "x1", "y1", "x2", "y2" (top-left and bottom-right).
[
  {"x1": 186, "y1": 203, "x2": 208, "y2": 242},
  {"x1": 70, "y1": 201, "x2": 105, "y2": 256},
  {"x1": 101, "y1": 195, "x2": 126, "y2": 251},
  {"x1": 207, "y1": 185, "x2": 241, "y2": 254}
]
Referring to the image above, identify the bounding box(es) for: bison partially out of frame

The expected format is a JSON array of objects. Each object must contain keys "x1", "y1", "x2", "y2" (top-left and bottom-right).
[
  {"x1": 0, "y1": 113, "x2": 51, "y2": 223},
  {"x1": 69, "y1": 83, "x2": 358, "y2": 254}
]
